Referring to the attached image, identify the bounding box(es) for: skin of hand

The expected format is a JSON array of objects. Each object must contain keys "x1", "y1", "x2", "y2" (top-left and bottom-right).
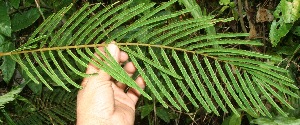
[{"x1": 77, "y1": 43, "x2": 145, "y2": 125}]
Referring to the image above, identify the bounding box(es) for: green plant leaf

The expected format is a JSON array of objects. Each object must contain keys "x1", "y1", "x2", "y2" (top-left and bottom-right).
[
  {"x1": 9, "y1": 0, "x2": 20, "y2": 9},
  {"x1": 13, "y1": 88, "x2": 77, "y2": 124},
  {"x1": 251, "y1": 116, "x2": 300, "y2": 125},
  {"x1": 222, "y1": 111, "x2": 242, "y2": 125},
  {"x1": 0, "y1": 84, "x2": 25, "y2": 109},
  {"x1": 219, "y1": 0, "x2": 230, "y2": 5},
  {"x1": 0, "y1": 41, "x2": 16, "y2": 83},
  {"x1": 270, "y1": 0, "x2": 300, "y2": 47},
  {"x1": 27, "y1": 81, "x2": 42, "y2": 95},
  {"x1": 139, "y1": 104, "x2": 154, "y2": 119},
  {"x1": 273, "y1": 0, "x2": 300, "y2": 23},
  {"x1": 0, "y1": 1, "x2": 298, "y2": 118},
  {"x1": 0, "y1": 1, "x2": 11, "y2": 37},
  {"x1": 11, "y1": 8, "x2": 40, "y2": 31},
  {"x1": 156, "y1": 107, "x2": 170, "y2": 123}
]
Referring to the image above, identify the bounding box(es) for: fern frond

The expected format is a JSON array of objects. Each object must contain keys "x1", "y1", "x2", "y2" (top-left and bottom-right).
[
  {"x1": 172, "y1": 50, "x2": 200, "y2": 109},
  {"x1": 235, "y1": 68, "x2": 262, "y2": 116},
  {"x1": 254, "y1": 77, "x2": 287, "y2": 117},
  {"x1": 215, "y1": 60, "x2": 241, "y2": 116},
  {"x1": 147, "y1": 48, "x2": 181, "y2": 110},
  {"x1": 218, "y1": 57, "x2": 288, "y2": 73},
  {"x1": 13, "y1": 89, "x2": 77, "y2": 125},
  {"x1": 175, "y1": 33, "x2": 250, "y2": 47},
  {"x1": 0, "y1": 84, "x2": 25, "y2": 109},
  {"x1": 1, "y1": 0, "x2": 298, "y2": 118},
  {"x1": 185, "y1": 53, "x2": 211, "y2": 112},
  {"x1": 243, "y1": 72, "x2": 270, "y2": 116},
  {"x1": 121, "y1": 46, "x2": 182, "y2": 79},
  {"x1": 130, "y1": 54, "x2": 167, "y2": 107},
  {"x1": 203, "y1": 57, "x2": 228, "y2": 113}
]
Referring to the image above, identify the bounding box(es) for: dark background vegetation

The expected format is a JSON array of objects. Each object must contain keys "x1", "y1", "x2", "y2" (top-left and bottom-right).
[{"x1": 0, "y1": 0, "x2": 299, "y2": 124}]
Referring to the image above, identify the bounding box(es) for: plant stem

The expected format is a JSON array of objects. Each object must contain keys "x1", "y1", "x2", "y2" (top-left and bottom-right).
[{"x1": 179, "y1": 0, "x2": 216, "y2": 35}]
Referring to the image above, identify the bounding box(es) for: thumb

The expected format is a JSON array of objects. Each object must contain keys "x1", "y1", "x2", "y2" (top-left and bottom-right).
[
  {"x1": 81, "y1": 43, "x2": 120, "y2": 86},
  {"x1": 107, "y1": 43, "x2": 120, "y2": 62}
]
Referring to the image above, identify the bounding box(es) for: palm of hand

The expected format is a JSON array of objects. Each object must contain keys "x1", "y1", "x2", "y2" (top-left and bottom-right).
[{"x1": 77, "y1": 44, "x2": 145, "y2": 125}]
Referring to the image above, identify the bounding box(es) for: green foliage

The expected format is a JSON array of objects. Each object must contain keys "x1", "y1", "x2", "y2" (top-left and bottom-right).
[
  {"x1": 219, "y1": 0, "x2": 230, "y2": 5},
  {"x1": 156, "y1": 107, "x2": 172, "y2": 123},
  {"x1": 139, "y1": 104, "x2": 153, "y2": 119},
  {"x1": 221, "y1": 111, "x2": 242, "y2": 125},
  {"x1": 11, "y1": 88, "x2": 77, "y2": 124},
  {"x1": 179, "y1": 0, "x2": 217, "y2": 36},
  {"x1": 218, "y1": 0, "x2": 236, "y2": 17},
  {"x1": 251, "y1": 116, "x2": 300, "y2": 125},
  {"x1": 9, "y1": 0, "x2": 20, "y2": 9},
  {"x1": 0, "y1": 1, "x2": 15, "y2": 84},
  {"x1": 11, "y1": 8, "x2": 41, "y2": 31},
  {"x1": 0, "y1": 0, "x2": 298, "y2": 120},
  {"x1": 0, "y1": 0, "x2": 299, "y2": 124},
  {"x1": 0, "y1": 1, "x2": 11, "y2": 37},
  {"x1": 270, "y1": 0, "x2": 300, "y2": 47},
  {"x1": 0, "y1": 41, "x2": 16, "y2": 83},
  {"x1": 0, "y1": 84, "x2": 25, "y2": 109}
]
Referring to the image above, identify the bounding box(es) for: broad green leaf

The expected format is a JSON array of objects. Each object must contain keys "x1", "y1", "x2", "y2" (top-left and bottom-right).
[
  {"x1": 276, "y1": 0, "x2": 300, "y2": 23},
  {"x1": 156, "y1": 107, "x2": 170, "y2": 123},
  {"x1": 27, "y1": 80, "x2": 42, "y2": 95},
  {"x1": 222, "y1": 112, "x2": 242, "y2": 125},
  {"x1": 9, "y1": 0, "x2": 20, "y2": 9},
  {"x1": 251, "y1": 117, "x2": 274, "y2": 125},
  {"x1": 270, "y1": 21, "x2": 292, "y2": 47},
  {"x1": 139, "y1": 104, "x2": 153, "y2": 119},
  {"x1": 270, "y1": 0, "x2": 300, "y2": 47},
  {"x1": 0, "y1": 41, "x2": 16, "y2": 83},
  {"x1": 0, "y1": 1, "x2": 11, "y2": 37},
  {"x1": 11, "y1": 8, "x2": 40, "y2": 31},
  {"x1": 228, "y1": 113, "x2": 242, "y2": 125}
]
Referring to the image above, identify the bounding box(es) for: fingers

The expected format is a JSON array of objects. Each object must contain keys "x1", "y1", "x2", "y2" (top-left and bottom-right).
[
  {"x1": 79, "y1": 41, "x2": 146, "y2": 105},
  {"x1": 107, "y1": 43, "x2": 120, "y2": 62},
  {"x1": 81, "y1": 43, "x2": 121, "y2": 87},
  {"x1": 120, "y1": 51, "x2": 129, "y2": 63},
  {"x1": 115, "y1": 62, "x2": 136, "y2": 89},
  {"x1": 127, "y1": 76, "x2": 146, "y2": 104}
]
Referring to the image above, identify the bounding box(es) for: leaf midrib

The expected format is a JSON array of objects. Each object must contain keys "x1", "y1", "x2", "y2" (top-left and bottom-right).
[{"x1": 0, "y1": 43, "x2": 208, "y2": 57}]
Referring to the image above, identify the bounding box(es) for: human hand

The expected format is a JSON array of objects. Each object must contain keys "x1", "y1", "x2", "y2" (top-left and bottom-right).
[{"x1": 76, "y1": 43, "x2": 145, "y2": 125}]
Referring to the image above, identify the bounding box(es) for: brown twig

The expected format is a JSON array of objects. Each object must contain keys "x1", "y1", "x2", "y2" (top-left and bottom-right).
[
  {"x1": 34, "y1": 0, "x2": 45, "y2": 20},
  {"x1": 237, "y1": 0, "x2": 247, "y2": 33}
]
